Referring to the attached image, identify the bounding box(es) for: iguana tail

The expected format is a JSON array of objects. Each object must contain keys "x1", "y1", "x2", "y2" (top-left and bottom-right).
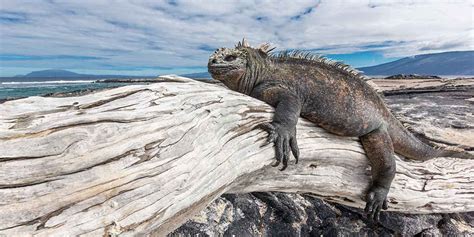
[{"x1": 387, "y1": 116, "x2": 474, "y2": 160}]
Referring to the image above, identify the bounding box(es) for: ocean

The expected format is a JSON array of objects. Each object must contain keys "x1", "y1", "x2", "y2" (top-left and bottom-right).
[{"x1": 0, "y1": 77, "x2": 142, "y2": 101}]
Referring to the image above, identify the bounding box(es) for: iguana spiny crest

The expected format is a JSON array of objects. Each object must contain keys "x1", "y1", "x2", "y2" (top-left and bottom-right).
[{"x1": 208, "y1": 39, "x2": 367, "y2": 94}]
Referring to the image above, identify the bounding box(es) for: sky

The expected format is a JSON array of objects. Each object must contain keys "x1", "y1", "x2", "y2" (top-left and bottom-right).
[{"x1": 0, "y1": 0, "x2": 473, "y2": 77}]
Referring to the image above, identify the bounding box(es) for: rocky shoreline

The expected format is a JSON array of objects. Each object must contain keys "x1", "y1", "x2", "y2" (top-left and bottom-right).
[{"x1": 384, "y1": 74, "x2": 442, "y2": 80}]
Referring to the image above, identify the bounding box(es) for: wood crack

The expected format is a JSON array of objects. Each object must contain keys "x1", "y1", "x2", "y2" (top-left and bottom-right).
[
  {"x1": 78, "y1": 89, "x2": 151, "y2": 110},
  {"x1": 1, "y1": 117, "x2": 155, "y2": 141},
  {"x1": 0, "y1": 140, "x2": 80, "y2": 163}
]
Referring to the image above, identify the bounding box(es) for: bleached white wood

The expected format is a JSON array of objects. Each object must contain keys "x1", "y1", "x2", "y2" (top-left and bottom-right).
[{"x1": 0, "y1": 75, "x2": 472, "y2": 236}]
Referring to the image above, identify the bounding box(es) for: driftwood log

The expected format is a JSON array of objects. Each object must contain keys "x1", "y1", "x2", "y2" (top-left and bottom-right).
[{"x1": 0, "y1": 76, "x2": 472, "y2": 236}]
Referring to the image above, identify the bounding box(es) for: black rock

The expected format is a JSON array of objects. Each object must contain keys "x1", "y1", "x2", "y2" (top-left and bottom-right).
[
  {"x1": 384, "y1": 74, "x2": 441, "y2": 79},
  {"x1": 170, "y1": 192, "x2": 473, "y2": 236}
]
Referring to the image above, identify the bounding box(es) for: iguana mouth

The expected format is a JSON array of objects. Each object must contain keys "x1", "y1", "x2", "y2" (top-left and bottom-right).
[
  {"x1": 208, "y1": 64, "x2": 237, "y2": 75},
  {"x1": 208, "y1": 63, "x2": 233, "y2": 69},
  {"x1": 208, "y1": 66, "x2": 225, "y2": 75}
]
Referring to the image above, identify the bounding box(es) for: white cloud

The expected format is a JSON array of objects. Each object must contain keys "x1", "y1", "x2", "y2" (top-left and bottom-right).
[{"x1": 0, "y1": 0, "x2": 472, "y2": 74}]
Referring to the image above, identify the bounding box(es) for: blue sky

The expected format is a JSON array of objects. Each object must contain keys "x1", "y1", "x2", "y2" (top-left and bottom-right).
[{"x1": 0, "y1": 0, "x2": 472, "y2": 77}]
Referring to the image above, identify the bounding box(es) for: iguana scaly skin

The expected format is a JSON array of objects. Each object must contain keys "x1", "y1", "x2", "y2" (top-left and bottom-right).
[{"x1": 207, "y1": 39, "x2": 473, "y2": 221}]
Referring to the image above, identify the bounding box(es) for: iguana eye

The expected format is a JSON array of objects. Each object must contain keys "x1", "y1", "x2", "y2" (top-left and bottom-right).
[{"x1": 224, "y1": 55, "x2": 237, "y2": 61}]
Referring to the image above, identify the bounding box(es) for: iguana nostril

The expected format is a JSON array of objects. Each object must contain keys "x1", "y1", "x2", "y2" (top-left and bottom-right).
[{"x1": 211, "y1": 59, "x2": 217, "y2": 64}]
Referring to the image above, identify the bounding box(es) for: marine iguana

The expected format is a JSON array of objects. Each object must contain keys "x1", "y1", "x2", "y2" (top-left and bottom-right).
[{"x1": 207, "y1": 39, "x2": 473, "y2": 221}]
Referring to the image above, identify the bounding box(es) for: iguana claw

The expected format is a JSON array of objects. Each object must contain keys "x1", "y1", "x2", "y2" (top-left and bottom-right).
[
  {"x1": 364, "y1": 186, "x2": 389, "y2": 222},
  {"x1": 256, "y1": 122, "x2": 299, "y2": 170}
]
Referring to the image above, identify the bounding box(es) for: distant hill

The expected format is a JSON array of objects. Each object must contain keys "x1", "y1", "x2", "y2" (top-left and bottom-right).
[
  {"x1": 14, "y1": 69, "x2": 156, "y2": 79},
  {"x1": 358, "y1": 51, "x2": 474, "y2": 76},
  {"x1": 22, "y1": 69, "x2": 90, "y2": 78}
]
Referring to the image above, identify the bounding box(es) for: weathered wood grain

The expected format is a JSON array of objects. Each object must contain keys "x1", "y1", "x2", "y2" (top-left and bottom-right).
[{"x1": 0, "y1": 76, "x2": 472, "y2": 236}]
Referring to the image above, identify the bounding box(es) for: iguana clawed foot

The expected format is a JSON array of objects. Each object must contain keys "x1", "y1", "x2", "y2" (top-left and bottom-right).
[
  {"x1": 365, "y1": 186, "x2": 389, "y2": 222},
  {"x1": 257, "y1": 122, "x2": 299, "y2": 171}
]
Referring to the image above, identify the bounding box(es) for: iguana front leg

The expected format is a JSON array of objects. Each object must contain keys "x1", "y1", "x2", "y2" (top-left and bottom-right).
[{"x1": 254, "y1": 88, "x2": 301, "y2": 170}]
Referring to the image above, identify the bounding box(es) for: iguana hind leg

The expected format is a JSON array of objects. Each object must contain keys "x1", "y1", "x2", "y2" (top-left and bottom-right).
[{"x1": 360, "y1": 125, "x2": 396, "y2": 221}]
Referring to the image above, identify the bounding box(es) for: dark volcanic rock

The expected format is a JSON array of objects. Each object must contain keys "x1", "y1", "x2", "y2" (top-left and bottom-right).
[
  {"x1": 97, "y1": 78, "x2": 160, "y2": 83},
  {"x1": 385, "y1": 74, "x2": 441, "y2": 79},
  {"x1": 170, "y1": 193, "x2": 473, "y2": 236}
]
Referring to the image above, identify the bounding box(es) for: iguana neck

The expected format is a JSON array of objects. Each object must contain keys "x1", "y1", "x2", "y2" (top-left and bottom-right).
[{"x1": 238, "y1": 58, "x2": 272, "y2": 95}]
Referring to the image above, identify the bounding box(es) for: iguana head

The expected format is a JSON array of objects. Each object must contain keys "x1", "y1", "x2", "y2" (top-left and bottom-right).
[{"x1": 208, "y1": 39, "x2": 274, "y2": 94}]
